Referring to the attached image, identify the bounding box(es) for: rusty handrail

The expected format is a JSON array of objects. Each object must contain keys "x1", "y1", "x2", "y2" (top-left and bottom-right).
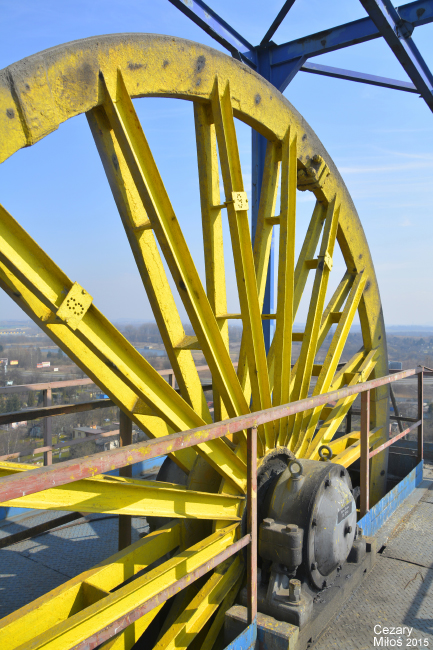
[{"x1": 0, "y1": 365, "x2": 424, "y2": 503}]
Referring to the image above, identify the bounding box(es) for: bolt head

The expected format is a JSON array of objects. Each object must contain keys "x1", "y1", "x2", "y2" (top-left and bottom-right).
[
  {"x1": 324, "y1": 478, "x2": 331, "y2": 488},
  {"x1": 285, "y1": 524, "x2": 298, "y2": 533},
  {"x1": 311, "y1": 562, "x2": 317, "y2": 571},
  {"x1": 289, "y1": 579, "x2": 302, "y2": 603},
  {"x1": 262, "y1": 518, "x2": 274, "y2": 528}
]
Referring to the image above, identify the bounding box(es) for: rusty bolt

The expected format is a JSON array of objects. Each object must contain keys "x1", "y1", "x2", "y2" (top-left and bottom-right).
[
  {"x1": 285, "y1": 524, "x2": 298, "y2": 533},
  {"x1": 262, "y1": 518, "x2": 274, "y2": 528},
  {"x1": 289, "y1": 579, "x2": 302, "y2": 603}
]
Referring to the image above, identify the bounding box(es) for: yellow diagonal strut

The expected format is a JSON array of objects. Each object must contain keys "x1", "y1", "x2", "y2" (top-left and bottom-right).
[
  {"x1": 211, "y1": 78, "x2": 273, "y2": 449},
  {"x1": 100, "y1": 69, "x2": 249, "y2": 425},
  {"x1": 0, "y1": 462, "x2": 243, "y2": 521},
  {"x1": 87, "y1": 106, "x2": 211, "y2": 424},
  {"x1": 0, "y1": 523, "x2": 239, "y2": 650},
  {"x1": 0, "y1": 204, "x2": 247, "y2": 493},
  {"x1": 0, "y1": 520, "x2": 183, "y2": 650}
]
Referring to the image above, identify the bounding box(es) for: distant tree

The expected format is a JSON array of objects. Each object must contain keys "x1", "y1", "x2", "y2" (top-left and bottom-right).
[
  {"x1": 47, "y1": 352, "x2": 52, "y2": 359},
  {"x1": 56, "y1": 348, "x2": 63, "y2": 360},
  {"x1": 6, "y1": 394, "x2": 21, "y2": 413},
  {"x1": 0, "y1": 345, "x2": 3, "y2": 353},
  {"x1": 27, "y1": 391, "x2": 35, "y2": 408},
  {"x1": 36, "y1": 348, "x2": 42, "y2": 363}
]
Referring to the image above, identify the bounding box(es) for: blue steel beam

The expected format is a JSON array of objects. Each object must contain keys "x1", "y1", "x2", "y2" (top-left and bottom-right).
[
  {"x1": 260, "y1": 0, "x2": 297, "y2": 46},
  {"x1": 270, "y1": 0, "x2": 433, "y2": 67},
  {"x1": 167, "y1": 0, "x2": 256, "y2": 65},
  {"x1": 301, "y1": 61, "x2": 419, "y2": 93},
  {"x1": 359, "y1": 0, "x2": 433, "y2": 109}
]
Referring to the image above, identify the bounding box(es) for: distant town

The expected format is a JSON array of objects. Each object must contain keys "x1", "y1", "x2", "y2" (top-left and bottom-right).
[{"x1": 0, "y1": 320, "x2": 432, "y2": 464}]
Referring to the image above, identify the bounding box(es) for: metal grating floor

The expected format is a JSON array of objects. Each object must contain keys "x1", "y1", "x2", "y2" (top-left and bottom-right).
[
  {"x1": 0, "y1": 511, "x2": 148, "y2": 619},
  {"x1": 313, "y1": 463, "x2": 433, "y2": 649}
]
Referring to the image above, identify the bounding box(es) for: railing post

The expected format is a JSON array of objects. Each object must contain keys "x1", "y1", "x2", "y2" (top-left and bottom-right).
[
  {"x1": 418, "y1": 367, "x2": 424, "y2": 464},
  {"x1": 118, "y1": 410, "x2": 133, "y2": 550},
  {"x1": 247, "y1": 426, "x2": 257, "y2": 625},
  {"x1": 43, "y1": 388, "x2": 52, "y2": 466},
  {"x1": 360, "y1": 390, "x2": 370, "y2": 517}
]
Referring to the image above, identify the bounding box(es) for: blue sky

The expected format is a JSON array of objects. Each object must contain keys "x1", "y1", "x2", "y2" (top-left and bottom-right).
[{"x1": 1, "y1": 0, "x2": 433, "y2": 325}]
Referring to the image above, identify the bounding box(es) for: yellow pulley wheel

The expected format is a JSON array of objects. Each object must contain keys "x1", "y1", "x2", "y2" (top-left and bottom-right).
[{"x1": 0, "y1": 34, "x2": 388, "y2": 650}]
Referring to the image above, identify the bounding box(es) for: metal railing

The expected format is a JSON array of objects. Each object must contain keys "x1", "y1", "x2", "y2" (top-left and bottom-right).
[
  {"x1": 0, "y1": 364, "x2": 219, "y2": 464},
  {"x1": 0, "y1": 365, "x2": 427, "y2": 647}
]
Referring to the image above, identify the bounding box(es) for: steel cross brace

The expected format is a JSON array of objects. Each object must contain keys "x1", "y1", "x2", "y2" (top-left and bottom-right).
[{"x1": 168, "y1": 0, "x2": 433, "y2": 347}]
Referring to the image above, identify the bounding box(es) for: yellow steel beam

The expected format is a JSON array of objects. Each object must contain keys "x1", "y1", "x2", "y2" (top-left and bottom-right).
[
  {"x1": 194, "y1": 103, "x2": 230, "y2": 427},
  {"x1": 307, "y1": 349, "x2": 378, "y2": 459},
  {"x1": 154, "y1": 556, "x2": 242, "y2": 650},
  {"x1": 98, "y1": 605, "x2": 163, "y2": 650},
  {"x1": 0, "y1": 523, "x2": 239, "y2": 650},
  {"x1": 200, "y1": 568, "x2": 244, "y2": 650},
  {"x1": 295, "y1": 271, "x2": 367, "y2": 455},
  {"x1": 0, "y1": 252, "x2": 247, "y2": 493},
  {"x1": 285, "y1": 271, "x2": 355, "y2": 422},
  {"x1": 316, "y1": 271, "x2": 355, "y2": 350},
  {"x1": 237, "y1": 140, "x2": 280, "y2": 409},
  {"x1": 333, "y1": 427, "x2": 383, "y2": 467},
  {"x1": 267, "y1": 199, "x2": 326, "y2": 397},
  {"x1": 211, "y1": 78, "x2": 273, "y2": 449},
  {"x1": 273, "y1": 128, "x2": 297, "y2": 446},
  {"x1": 87, "y1": 106, "x2": 211, "y2": 424},
  {"x1": 288, "y1": 197, "x2": 340, "y2": 451},
  {"x1": 0, "y1": 259, "x2": 194, "y2": 474},
  {"x1": 0, "y1": 462, "x2": 243, "y2": 520},
  {"x1": 0, "y1": 521, "x2": 182, "y2": 650},
  {"x1": 101, "y1": 70, "x2": 249, "y2": 425}
]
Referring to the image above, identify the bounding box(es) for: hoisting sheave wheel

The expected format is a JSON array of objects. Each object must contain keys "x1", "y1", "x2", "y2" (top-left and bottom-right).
[{"x1": 0, "y1": 35, "x2": 388, "y2": 650}]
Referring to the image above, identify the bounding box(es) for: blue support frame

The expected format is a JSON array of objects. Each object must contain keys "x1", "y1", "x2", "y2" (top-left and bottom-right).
[{"x1": 168, "y1": 0, "x2": 433, "y2": 347}]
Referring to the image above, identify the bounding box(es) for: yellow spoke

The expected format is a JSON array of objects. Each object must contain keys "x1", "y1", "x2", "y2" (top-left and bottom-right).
[
  {"x1": 0, "y1": 523, "x2": 239, "y2": 650},
  {"x1": 154, "y1": 556, "x2": 242, "y2": 650},
  {"x1": 0, "y1": 463, "x2": 243, "y2": 521},
  {"x1": 0, "y1": 259, "x2": 247, "y2": 493},
  {"x1": 237, "y1": 140, "x2": 280, "y2": 405},
  {"x1": 87, "y1": 106, "x2": 210, "y2": 424},
  {"x1": 101, "y1": 70, "x2": 249, "y2": 424},
  {"x1": 194, "y1": 103, "x2": 230, "y2": 424},
  {"x1": 0, "y1": 521, "x2": 182, "y2": 650},
  {"x1": 288, "y1": 197, "x2": 340, "y2": 451},
  {"x1": 332, "y1": 427, "x2": 383, "y2": 467},
  {"x1": 329, "y1": 348, "x2": 367, "y2": 391},
  {"x1": 0, "y1": 256, "x2": 195, "y2": 475},
  {"x1": 267, "y1": 200, "x2": 325, "y2": 402},
  {"x1": 98, "y1": 606, "x2": 163, "y2": 650},
  {"x1": 316, "y1": 271, "x2": 355, "y2": 350},
  {"x1": 200, "y1": 569, "x2": 244, "y2": 650},
  {"x1": 273, "y1": 128, "x2": 297, "y2": 447},
  {"x1": 307, "y1": 349, "x2": 378, "y2": 459},
  {"x1": 211, "y1": 78, "x2": 273, "y2": 449},
  {"x1": 295, "y1": 271, "x2": 367, "y2": 456}
]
